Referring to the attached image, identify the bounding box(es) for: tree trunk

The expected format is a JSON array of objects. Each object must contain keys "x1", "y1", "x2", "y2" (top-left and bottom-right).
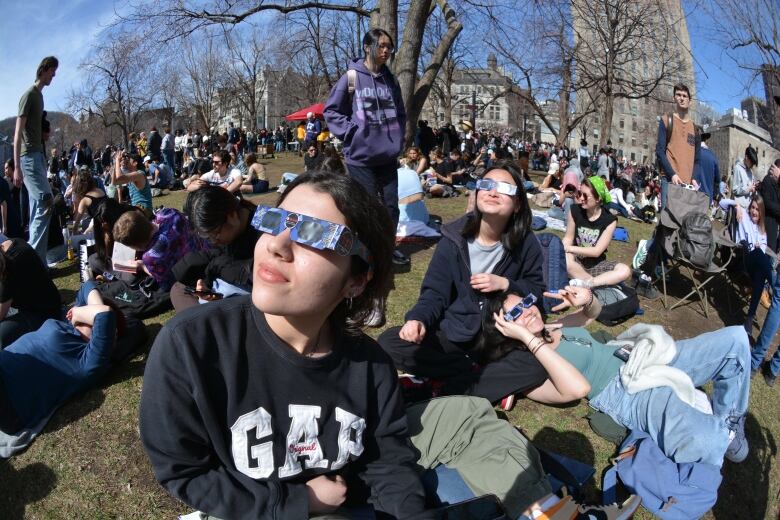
[{"x1": 600, "y1": 93, "x2": 613, "y2": 148}]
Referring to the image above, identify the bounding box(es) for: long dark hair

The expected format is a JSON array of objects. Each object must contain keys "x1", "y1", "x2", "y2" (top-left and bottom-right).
[
  {"x1": 461, "y1": 160, "x2": 532, "y2": 251},
  {"x1": 184, "y1": 184, "x2": 256, "y2": 235},
  {"x1": 93, "y1": 198, "x2": 137, "y2": 263},
  {"x1": 279, "y1": 171, "x2": 394, "y2": 332},
  {"x1": 471, "y1": 290, "x2": 551, "y2": 363},
  {"x1": 362, "y1": 28, "x2": 394, "y2": 64}
]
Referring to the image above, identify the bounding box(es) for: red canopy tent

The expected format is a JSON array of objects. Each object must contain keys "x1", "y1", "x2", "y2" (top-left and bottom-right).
[{"x1": 284, "y1": 103, "x2": 325, "y2": 121}]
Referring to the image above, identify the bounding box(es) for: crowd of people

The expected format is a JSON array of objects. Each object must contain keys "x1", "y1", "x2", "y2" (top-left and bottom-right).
[{"x1": 0, "y1": 44, "x2": 774, "y2": 520}]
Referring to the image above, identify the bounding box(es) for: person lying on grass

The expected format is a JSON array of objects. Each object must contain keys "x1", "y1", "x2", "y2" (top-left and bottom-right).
[
  {"x1": 0, "y1": 281, "x2": 130, "y2": 437},
  {"x1": 477, "y1": 286, "x2": 750, "y2": 467}
]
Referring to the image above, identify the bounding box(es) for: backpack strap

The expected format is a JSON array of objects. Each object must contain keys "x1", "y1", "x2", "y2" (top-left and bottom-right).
[
  {"x1": 347, "y1": 69, "x2": 357, "y2": 95},
  {"x1": 665, "y1": 113, "x2": 674, "y2": 149},
  {"x1": 602, "y1": 443, "x2": 637, "y2": 504}
]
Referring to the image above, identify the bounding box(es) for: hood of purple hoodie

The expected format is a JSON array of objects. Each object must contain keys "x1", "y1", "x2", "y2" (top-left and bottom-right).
[{"x1": 324, "y1": 58, "x2": 406, "y2": 167}]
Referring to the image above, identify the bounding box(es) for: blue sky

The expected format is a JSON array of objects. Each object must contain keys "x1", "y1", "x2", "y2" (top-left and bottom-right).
[{"x1": 0, "y1": 1, "x2": 766, "y2": 122}]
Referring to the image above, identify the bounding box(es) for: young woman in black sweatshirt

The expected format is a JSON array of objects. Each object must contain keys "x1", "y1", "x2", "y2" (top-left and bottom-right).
[
  {"x1": 379, "y1": 161, "x2": 548, "y2": 404},
  {"x1": 140, "y1": 172, "x2": 432, "y2": 519}
]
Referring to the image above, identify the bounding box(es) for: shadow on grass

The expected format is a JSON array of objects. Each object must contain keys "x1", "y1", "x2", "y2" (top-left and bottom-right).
[
  {"x1": 530, "y1": 426, "x2": 597, "y2": 501},
  {"x1": 43, "y1": 323, "x2": 163, "y2": 436},
  {"x1": 0, "y1": 459, "x2": 57, "y2": 520},
  {"x1": 713, "y1": 412, "x2": 776, "y2": 519},
  {"x1": 50, "y1": 261, "x2": 78, "y2": 280}
]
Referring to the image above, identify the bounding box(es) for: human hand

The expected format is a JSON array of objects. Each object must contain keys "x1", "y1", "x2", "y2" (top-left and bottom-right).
[
  {"x1": 470, "y1": 273, "x2": 509, "y2": 293},
  {"x1": 399, "y1": 320, "x2": 426, "y2": 344},
  {"x1": 13, "y1": 165, "x2": 23, "y2": 188},
  {"x1": 671, "y1": 174, "x2": 682, "y2": 185},
  {"x1": 306, "y1": 474, "x2": 347, "y2": 514},
  {"x1": 195, "y1": 279, "x2": 221, "y2": 301},
  {"x1": 544, "y1": 286, "x2": 592, "y2": 312},
  {"x1": 492, "y1": 311, "x2": 534, "y2": 344},
  {"x1": 66, "y1": 307, "x2": 74, "y2": 323},
  {"x1": 735, "y1": 206, "x2": 743, "y2": 222}
]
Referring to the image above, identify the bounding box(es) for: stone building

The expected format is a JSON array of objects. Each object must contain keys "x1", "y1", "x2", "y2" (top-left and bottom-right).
[
  {"x1": 421, "y1": 54, "x2": 535, "y2": 134},
  {"x1": 762, "y1": 65, "x2": 780, "y2": 147},
  {"x1": 572, "y1": 0, "x2": 697, "y2": 164},
  {"x1": 707, "y1": 111, "x2": 780, "y2": 182}
]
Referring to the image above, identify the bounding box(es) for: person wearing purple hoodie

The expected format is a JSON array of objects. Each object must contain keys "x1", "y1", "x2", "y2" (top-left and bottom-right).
[{"x1": 325, "y1": 28, "x2": 410, "y2": 265}]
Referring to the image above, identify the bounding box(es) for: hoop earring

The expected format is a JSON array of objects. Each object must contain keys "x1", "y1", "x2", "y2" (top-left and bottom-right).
[{"x1": 347, "y1": 296, "x2": 353, "y2": 311}]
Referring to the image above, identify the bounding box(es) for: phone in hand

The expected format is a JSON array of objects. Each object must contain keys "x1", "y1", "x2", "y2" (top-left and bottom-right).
[{"x1": 183, "y1": 286, "x2": 222, "y2": 299}]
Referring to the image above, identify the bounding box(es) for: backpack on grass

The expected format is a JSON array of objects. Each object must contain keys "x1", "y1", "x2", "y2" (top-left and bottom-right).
[
  {"x1": 602, "y1": 431, "x2": 722, "y2": 520},
  {"x1": 536, "y1": 233, "x2": 568, "y2": 313},
  {"x1": 96, "y1": 278, "x2": 171, "y2": 319},
  {"x1": 593, "y1": 285, "x2": 640, "y2": 326}
]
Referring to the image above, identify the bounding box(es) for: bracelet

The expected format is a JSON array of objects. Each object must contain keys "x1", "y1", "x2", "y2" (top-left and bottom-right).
[
  {"x1": 583, "y1": 294, "x2": 603, "y2": 319},
  {"x1": 528, "y1": 337, "x2": 545, "y2": 355}
]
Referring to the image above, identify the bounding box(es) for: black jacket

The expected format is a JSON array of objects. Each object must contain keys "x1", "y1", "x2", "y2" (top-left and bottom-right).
[
  {"x1": 760, "y1": 174, "x2": 780, "y2": 252},
  {"x1": 405, "y1": 214, "x2": 545, "y2": 343},
  {"x1": 148, "y1": 131, "x2": 162, "y2": 159}
]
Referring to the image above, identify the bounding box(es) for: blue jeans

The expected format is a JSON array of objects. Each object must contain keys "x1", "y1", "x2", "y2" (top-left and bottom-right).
[
  {"x1": 590, "y1": 326, "x2": 750, "y2": 466},
  {"x1": 744, "y1": 248, "x2": 774, "y2": 318},
  {"x1": 20, "y1": 152, "x2": 52, "y2": 263},
  {"x1": 752, "y1": 264, "x2": 780, "y2": 377},
  {"x1": 346, "y1": 163, "x2": 400, "y2": 230},
  {"x1": 162, "y1": 149, "x2": 175, "y2": 173},
  {"x1": 605, "y1": 202, "x2": 630, "y2": 218}
]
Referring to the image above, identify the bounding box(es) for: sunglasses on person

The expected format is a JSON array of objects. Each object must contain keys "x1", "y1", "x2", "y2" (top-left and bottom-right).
[
  {"x1": 475, "y1": 178, "x2": 517, "y2": 196},
  {"x1": 251, "y1": 205, "x2": 373, "y2": 271},
  {"x1": 212, "y1": 160, "x2": 222, "y2": 165},
  {"x1": 503, "y1": 294, "x2": 538, "y2": 322},
  {"x1": 575, "y1": 190, "x2": 591, "y2": 201}
]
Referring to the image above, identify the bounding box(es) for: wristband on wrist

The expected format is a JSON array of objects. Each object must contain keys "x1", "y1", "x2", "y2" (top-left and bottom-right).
[{"x1": 583, "y1": 294, "x2": 602, "y2": 319}]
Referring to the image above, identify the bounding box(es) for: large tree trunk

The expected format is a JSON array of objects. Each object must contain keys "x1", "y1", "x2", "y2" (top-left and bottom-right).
[{"x1": 393, "y1": 0, "x2": 462, "y2": 147}]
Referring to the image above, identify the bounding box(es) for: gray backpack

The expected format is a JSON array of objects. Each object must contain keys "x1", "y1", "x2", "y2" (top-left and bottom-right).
[{"x1": 678, "y1": 212, "x2": 714, "y2": 268}]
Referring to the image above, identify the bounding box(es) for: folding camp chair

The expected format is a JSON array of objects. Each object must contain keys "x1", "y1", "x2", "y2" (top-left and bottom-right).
[{"x1": 656, "y1": 184, "x2": 737, "y2": 317}]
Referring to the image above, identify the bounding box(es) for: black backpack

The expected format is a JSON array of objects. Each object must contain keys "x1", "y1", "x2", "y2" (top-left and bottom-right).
[
  {"x1": 96, "y1": 278, "x2": 171, "y2": 319},
  {"x1": 678, "y1": 212, "x2": 715, "y2": 268},
  {"x1": 593, "y1": 285, "x2": 640, "y2": 326}
]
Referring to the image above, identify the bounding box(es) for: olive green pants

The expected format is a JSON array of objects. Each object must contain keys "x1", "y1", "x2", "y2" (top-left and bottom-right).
[{"x1": 190, "y1": 396, "x2": 551, "y2": 519}]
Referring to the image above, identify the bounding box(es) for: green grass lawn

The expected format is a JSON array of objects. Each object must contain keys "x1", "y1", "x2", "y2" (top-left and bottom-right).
[{"x1": 1, "y1": 155, "x2": 778, "y2": 519}]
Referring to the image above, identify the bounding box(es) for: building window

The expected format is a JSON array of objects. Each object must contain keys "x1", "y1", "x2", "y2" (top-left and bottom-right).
[
  {"x1": 619, "y1": 119, "x2": 625, "y2": 129},
  {"x1": 632, "y1": 121, "x2": 637, "y2": 131},
  {"x1": 631, "y1": 152, "x2": 636, "y2": 161},
  {"x1": 619, "y1": 134, "x2": 624, "y2": 144},
  {"x1": 631, "y1": 137, "x2": 636, "y2": 146},
  {"x1": 644, "y1": 142, "x2": 648, "y2": 149},
  {"x1": 593, "y1": 129, "x2": 599, "y2": 137}
]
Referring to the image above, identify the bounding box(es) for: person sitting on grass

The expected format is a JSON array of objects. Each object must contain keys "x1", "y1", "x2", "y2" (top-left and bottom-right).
[
  {"x1": 0, "y1": 238, "x2": 62, "y2": 348},
  {"x1": 144, "y1": 156, "x2": 172, "y2": 191},
  {"x1": 112, "y1": 208, "x2": 207, "y2": 291},
  {"x1": 70, "y1": 165, "x2": 106, "y2": 233},
  {"x1": 719, "y1": 193, "x2": 772, "y2": 336},
  {"x1": 186, "y1": 150, "x2": 243, "y2": 194},
  {"x1": 170, "y1": 185, "x2": 260, "y2": 312},
  {"x1": 480, "y1": 287, "x2": 751, "y2": 467},
  {"x1": 110, "y1": 150, "x2": 153, "y2": 214},
  {"x1": 562, "y1": 176, "x2": 631, "y2": 289},
  {"x1": 404, "y1": 146, "x2": 429, "y2": 175},
  {"x1": 0, "y1": 280, "x2": 148, "y2": 456},
  {"x1": 426, "y1": 148, "x2": 459, "y2": 198},
  {"x1": 379, "y1": 161, "x2": 547, "y2": 406},
  {"x1": 239, "y1": 153, "x2": 269, "y2": 195}
]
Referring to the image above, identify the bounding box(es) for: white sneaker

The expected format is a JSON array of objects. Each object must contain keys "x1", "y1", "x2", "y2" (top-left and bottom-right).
[{"x1": 632, "y1": 239, "x2": 648, "y2": 269}]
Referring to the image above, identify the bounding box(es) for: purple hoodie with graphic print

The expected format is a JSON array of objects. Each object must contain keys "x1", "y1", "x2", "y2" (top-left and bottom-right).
[{"x1": 324, "y1": 58, "x2": 407, "y2": 167}]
